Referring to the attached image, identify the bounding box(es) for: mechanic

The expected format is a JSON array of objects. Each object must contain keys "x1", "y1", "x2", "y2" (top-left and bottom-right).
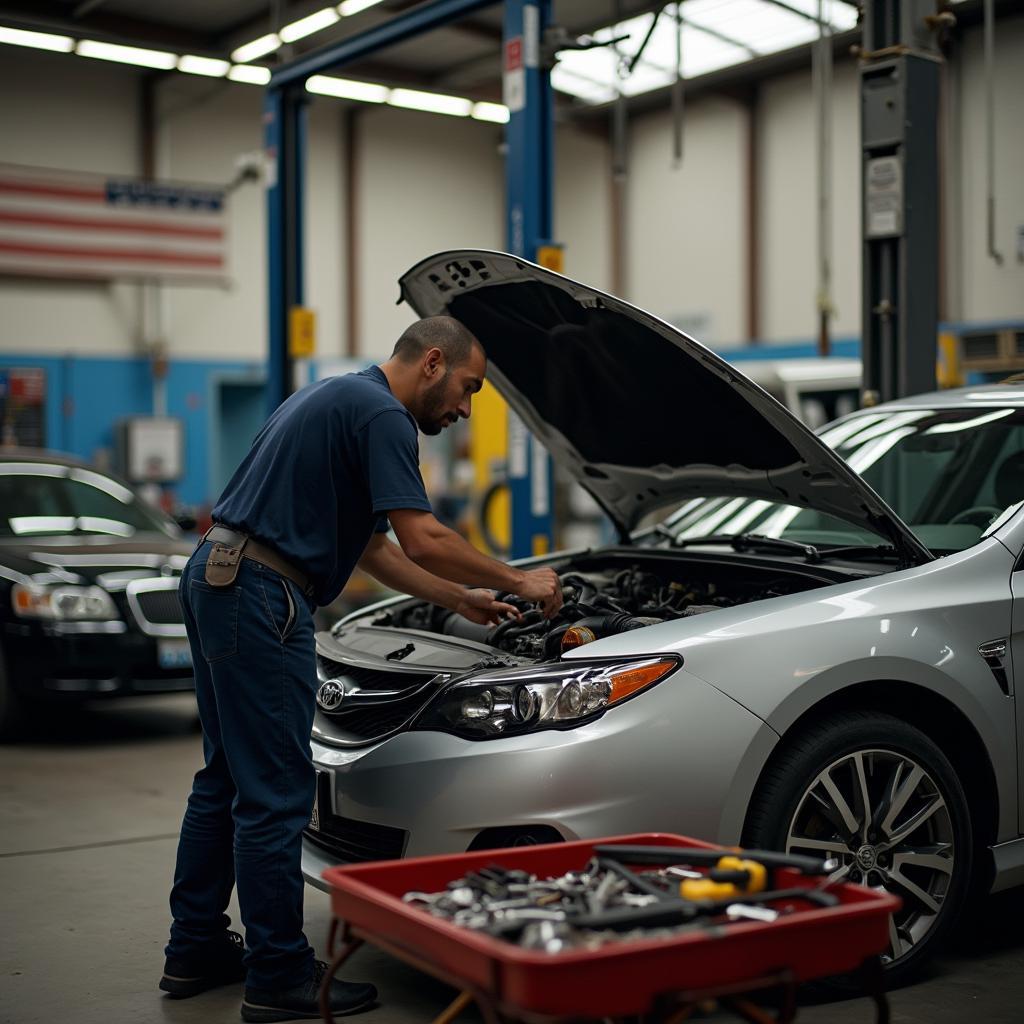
[{"x1": 160, "y1": 316, "x2": 563, "y2": 1021}]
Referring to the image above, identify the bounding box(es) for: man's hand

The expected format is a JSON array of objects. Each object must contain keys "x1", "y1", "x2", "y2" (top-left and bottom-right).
[
  {"x1": 455, "y1": 589, "x2": 523, "y2": 626},
  {"x1": 511, "y1": 567, "x2": 563, "y2": 620}
]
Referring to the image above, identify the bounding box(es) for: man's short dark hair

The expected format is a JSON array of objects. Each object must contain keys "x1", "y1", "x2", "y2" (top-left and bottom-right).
[{"x1": 392, "y1": 316, "x2": 481, "y2": 367}]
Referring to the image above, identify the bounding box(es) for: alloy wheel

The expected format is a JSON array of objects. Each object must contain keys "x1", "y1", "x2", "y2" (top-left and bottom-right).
[{"x1": 784, "y1": 747, "x2": 955, "y2": 964}]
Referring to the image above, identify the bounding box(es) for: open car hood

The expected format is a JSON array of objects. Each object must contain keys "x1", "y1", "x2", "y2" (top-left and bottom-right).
[{"x1": 399, "y1": 250, "x2": 931, "y2": 566}]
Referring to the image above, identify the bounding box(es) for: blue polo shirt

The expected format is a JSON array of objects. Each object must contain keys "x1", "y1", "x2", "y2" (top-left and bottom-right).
[{"x1": 212, "y1": 366, "x2": 433, "y2": 605}]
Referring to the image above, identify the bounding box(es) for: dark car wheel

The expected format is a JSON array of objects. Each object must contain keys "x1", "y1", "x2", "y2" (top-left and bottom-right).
[{"x1": 744, "y1": 710, "x2": 972, "y2": 987}]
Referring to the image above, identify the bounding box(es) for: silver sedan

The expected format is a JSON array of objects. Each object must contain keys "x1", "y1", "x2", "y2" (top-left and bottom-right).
[{"x1": 304, "y1": 251, "x2": 1024, "y2": 985}]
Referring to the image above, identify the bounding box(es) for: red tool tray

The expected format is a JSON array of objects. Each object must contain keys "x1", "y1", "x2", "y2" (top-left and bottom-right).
[{"x1": 323, "y1": 833, "x2": 900, "y2": 1019}]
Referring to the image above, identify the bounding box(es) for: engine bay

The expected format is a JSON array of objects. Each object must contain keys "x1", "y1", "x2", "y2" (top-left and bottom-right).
[{"x1": 366, "y1": 551, "x2": 836, "y2": 663}]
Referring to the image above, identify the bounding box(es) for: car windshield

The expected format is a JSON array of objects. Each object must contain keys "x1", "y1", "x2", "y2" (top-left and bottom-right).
[
  {"x1": 659, "y1": 406, "x2": 1024, "y2": 554},
  {"x1": 0, "y1": 462, "x2": 177, "y2": 539}
]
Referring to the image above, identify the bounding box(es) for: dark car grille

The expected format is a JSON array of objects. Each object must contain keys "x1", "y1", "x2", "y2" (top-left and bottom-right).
[
  {"x1": 135, "y1": 588, "x2": 184, "y2": 625},
  {"x1": 315, "y1": 658, "x2": 446, "y2": 746},
  {"x1": 305, "y1": 778, "x2": 408, "y2": 863}
]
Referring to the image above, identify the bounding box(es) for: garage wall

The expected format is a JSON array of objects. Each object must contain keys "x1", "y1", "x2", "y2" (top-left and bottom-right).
[
  {"x1": 956, "y1": 14, "x2": 1024, "y2": 322},
  {"x1": 757, "y1": 59, "x2": 862, "y2": 346},
  {"x1": 352, "y1": 106, "x2": 504, "y2": 360},
  {"x1": 624, "y1": 96, "x2": 747, "y2": 347}
]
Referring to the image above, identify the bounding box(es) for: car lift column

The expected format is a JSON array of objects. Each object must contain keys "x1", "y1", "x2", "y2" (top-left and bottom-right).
[
  {"x1": 860, "y1": 0, "x2": 942, "y2": 403},
  {"x1": 504, "y1": 0, "x2": 555, "y2": 559}
]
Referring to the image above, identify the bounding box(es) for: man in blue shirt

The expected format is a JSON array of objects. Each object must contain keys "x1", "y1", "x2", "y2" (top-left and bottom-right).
[{"x1": 161, "y1": 316, "x2": 562, "y2": 1021}]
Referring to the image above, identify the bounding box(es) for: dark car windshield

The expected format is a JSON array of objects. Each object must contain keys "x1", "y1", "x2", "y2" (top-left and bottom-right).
[
  {"x1": 0, "y1": 462, "x2": 177, "y2": 539},
  {"x1": 660, "y1": 405, "x2": 1024, "y2": 554}
]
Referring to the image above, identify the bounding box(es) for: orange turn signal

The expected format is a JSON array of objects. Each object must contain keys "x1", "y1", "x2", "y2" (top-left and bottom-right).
[{"x1": 606, "y1": 658, "x2": 679, "y2": 704}]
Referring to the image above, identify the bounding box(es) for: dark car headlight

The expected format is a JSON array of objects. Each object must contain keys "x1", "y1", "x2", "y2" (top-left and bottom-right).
[
  {"x1": 12, "y1": 583, "x2": 119, "y2": 621},
  {"x1": 411, "y1": 656, "x2": 680, "y2": 740}
]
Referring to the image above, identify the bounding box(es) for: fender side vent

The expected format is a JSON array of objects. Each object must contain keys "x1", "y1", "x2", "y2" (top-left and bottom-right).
[{"x1": 979, "y1": 639, "x2": 1011, "y2": 696}]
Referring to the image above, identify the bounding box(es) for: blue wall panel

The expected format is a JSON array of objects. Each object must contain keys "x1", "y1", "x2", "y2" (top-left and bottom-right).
[{"x1": 0, "y1": 350, "x2": 265, "y2": 507}]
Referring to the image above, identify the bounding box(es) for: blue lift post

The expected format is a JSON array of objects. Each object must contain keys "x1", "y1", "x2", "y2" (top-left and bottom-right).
[
  {"x1": 264, "y1": 0, "x2": 554, "y2": 555},
  {"x1": 503, "y1": 0, "x2": 555, "y2": 559}
]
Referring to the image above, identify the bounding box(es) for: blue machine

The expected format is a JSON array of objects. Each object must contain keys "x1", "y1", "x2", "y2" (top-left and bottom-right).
[{"x1": 264, "y1": 0, "x2": 554, "y2": 558}]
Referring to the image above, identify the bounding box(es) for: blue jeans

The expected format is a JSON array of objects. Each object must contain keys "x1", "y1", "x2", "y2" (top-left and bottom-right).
[{"x1": 166, "y1": 541, "x2": 318, "y2": 989}]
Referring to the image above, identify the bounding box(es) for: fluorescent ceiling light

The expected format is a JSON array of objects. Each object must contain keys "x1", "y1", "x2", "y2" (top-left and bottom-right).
[
  {"x1": 307, "y1": 74, "x2": 389, "y2": 102},
  {"x1": 178, "y1": 54, "x2": 230, "y2": 77},
  {"x1": 228, "y1": 64, "x2": 271, "y2": 85},
  {"x1": 76, "y1": 39, "x2": 177, "y2": 70},
  {"x1": 472, "y1": 101, "x2": 510, "y2": 124},
  {"x1": 389, "y1": 88, "x2": 472, "y2": 117},
  {"x1": 0, "y1": 26, "x2": 74, "y2": 52},
  {"x1": 231, "y1": 33, "x2": 279, "y2": 63},
  {"x1": 338, "y1": 0, "x2": 386, "y2": 15},
  {"x1": 280, "y1": 7, "x2": 339, "y2": 43}
]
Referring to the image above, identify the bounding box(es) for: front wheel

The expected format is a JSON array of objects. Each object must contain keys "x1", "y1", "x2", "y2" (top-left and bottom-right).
[{"x1": 743, "y1": 711, "x2": 972, "y2": 987}]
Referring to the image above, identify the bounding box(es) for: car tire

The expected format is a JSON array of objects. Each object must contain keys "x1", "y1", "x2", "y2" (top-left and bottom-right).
[{"x1": 743, "y1": 710, "x2": 972, "y2": 988}]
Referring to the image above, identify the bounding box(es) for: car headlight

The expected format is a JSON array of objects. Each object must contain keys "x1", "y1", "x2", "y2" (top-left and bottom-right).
[
  {"x1": 411, "y1": 656, "x2": 681, "y2": 740},
  {"x1": 12, "y1": 583, "x2": 119, "y2": 621}
]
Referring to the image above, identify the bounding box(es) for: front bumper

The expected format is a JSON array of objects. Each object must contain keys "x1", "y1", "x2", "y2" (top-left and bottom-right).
[
  {"x1": 302, "y1": 667, "x2": 776, "y2": 889},
  {"x1": 3, "y1": 622, "x2": 194, "y2": 698}
]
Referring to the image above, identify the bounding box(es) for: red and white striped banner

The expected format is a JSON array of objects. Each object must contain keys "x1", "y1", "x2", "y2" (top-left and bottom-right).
[{"x1": 0, "y1": 163, "x2": 227, "y2": 284}]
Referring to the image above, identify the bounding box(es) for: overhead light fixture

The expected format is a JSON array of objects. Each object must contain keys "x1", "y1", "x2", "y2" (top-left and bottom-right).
[
  {"x1": 76, "y1": 39, "x2": 177, "y2": 70},
  {"x1": 307, "y1": 75, "x2": 389, "y2": 103},
  {"x1": 281, "y1": 7, "x2": 340, "y2": 43},
  {"x1": 178, "y1": 54, "x2": 230, "y2": 78},
  {"x1": 228, "y1": 64, "x2": 272, "y2": 85},
  {"x1": 471, "y1": 101, "x2": 510, "y2": 124},
  {"x1": 231, "y1": 33, "x2": 279, "y2": 63},
  {"x1": 338, "y1": 0, "x2": 386, "y2": 15},
  {"x1": 389, "y1": 88, "x2": 472, "y2": 117},
  {"x1": 0, "y1": 26, "x2": 74, "y2": 53}
]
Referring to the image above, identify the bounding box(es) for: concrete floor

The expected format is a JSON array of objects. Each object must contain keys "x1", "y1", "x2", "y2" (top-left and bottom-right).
[{"x1": 2, "y1": 694, "x2": 1023, "y2": 1024}]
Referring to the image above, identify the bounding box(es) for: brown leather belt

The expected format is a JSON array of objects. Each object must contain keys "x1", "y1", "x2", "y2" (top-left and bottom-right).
[{"x1": 202, "y1": 524, "x2": 315, "y2": 599}]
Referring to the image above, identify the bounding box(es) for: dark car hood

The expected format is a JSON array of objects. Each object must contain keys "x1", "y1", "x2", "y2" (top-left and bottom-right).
[
  {"x1": 0, "y1": 533, "x2": 193, "y2": 584},
  {"x1": 398, "y1": 250, "x2": 931, "y2": 565}
]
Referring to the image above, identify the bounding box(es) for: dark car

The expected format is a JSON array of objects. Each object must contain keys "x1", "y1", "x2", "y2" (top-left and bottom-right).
[{"x1": 0, "y1": 449, "x2": 195, "y2": 738}]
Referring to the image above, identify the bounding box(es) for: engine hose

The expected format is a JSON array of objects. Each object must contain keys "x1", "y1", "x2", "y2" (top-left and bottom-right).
[{"x1": 489, "y1": 608, "x2": 544, "y2": 645}]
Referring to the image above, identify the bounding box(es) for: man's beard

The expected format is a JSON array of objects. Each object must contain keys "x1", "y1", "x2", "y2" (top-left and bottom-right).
[{"x1": 415, "y1": 371, "x2": 452, "y2": 435}]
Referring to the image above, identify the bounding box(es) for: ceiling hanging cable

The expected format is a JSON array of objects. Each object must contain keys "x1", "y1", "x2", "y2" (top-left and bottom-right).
[
  {"x1": 813, "y1": 0, "x2": 834, "y2": 356},
  {"x1": 671, "y1": 2, "x2": 684, "y2": 169}
]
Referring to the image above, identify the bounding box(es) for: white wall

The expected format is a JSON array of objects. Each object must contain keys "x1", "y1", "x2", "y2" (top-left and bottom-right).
[
  {"x1": 352, "y1": 106, "x2": 504, "y2": 360},
  {"x1": 556, "y1": 124, "x2": 613, "y2": 293},
  {"x1": 624, "y1": 96, "x2": 746, "y2": 346},
  {"x1": 757, "y1": 59, "x2": 862, "y2": 344},
  {"x1": 957, "y1": 15, "x2": 1024, "y2": 322}
]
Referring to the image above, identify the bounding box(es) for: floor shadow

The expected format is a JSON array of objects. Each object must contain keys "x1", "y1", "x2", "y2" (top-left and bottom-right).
[{"x1": 10, "y1": 693, "x2": 201, "y2": 747}]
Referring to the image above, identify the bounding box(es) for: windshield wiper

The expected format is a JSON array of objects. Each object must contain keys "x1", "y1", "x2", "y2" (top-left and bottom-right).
[
  {"x1": 670, "y1": 532, "x2": 822, "y2": 563},
  {"x1": 817, "y1": 543, "x2": 901, "y2": 562}
]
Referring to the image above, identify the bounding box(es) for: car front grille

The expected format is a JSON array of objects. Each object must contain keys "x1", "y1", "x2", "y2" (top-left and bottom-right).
[
  {"x1": 314, "y1": 657, "x2": 447, "y2": 747},
  {"x1": 135, "y1": 589, "x2": 183, "y2": 625},
  {"x1": 126, "y1": 578, "x2": 186, "y2": 637},
  {"x1": 305, "y1": 776, "x2": 408, "y2": 863}
]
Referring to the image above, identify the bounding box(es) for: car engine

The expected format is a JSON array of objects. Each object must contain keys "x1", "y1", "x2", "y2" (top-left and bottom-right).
[{"x1": 369, "y1": 559, "x2": 810, "y2": 662}]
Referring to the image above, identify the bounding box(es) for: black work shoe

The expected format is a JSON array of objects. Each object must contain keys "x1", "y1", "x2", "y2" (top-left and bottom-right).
[
  {"x1": 240, "y1": 960, "x2": 377, "y2": 1022},
  {"x1": 160, "y1": 930, "x2": 247, "y2": 998}
]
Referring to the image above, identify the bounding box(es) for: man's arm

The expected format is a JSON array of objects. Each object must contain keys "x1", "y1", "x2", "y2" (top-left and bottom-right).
[
  {"x1": 358, "y1": 533, "x2": 521, "y2": 626},
  {"x1": 386, "y1": 508, "x2": 563, "y2": 618}
]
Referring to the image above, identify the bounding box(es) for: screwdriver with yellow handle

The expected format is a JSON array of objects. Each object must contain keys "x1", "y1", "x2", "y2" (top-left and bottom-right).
[{"x1": 677, "y1": 855, "x2": 769, "y2": 901}]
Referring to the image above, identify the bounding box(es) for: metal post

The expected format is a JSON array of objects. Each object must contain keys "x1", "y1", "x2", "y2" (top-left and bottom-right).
[
  {"x1": 860, "y1": 0, "x2": 941, "y2": 403},
  {"x1": 504, "y1": 0, "x2": 555, "y2": 559},
  {"x1": 265, "y1": 86, "x2": 308, "y2": 416}
]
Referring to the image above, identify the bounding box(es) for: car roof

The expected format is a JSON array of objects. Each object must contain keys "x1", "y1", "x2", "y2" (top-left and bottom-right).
[
  {"x1": 0, "y1": 447, "x2": 93, "y2": 469},
  {"x1": 866, "y1": 381, "x2": 1024, "y2": 411}
]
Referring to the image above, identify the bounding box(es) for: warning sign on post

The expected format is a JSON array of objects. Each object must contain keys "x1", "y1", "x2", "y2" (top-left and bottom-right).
[
  {"x1": 866, "y1": 156, "x2": 903, "y2": 239},
  {"x1": 504, "y1": 36, "x2": 525, "y2": 113}
]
